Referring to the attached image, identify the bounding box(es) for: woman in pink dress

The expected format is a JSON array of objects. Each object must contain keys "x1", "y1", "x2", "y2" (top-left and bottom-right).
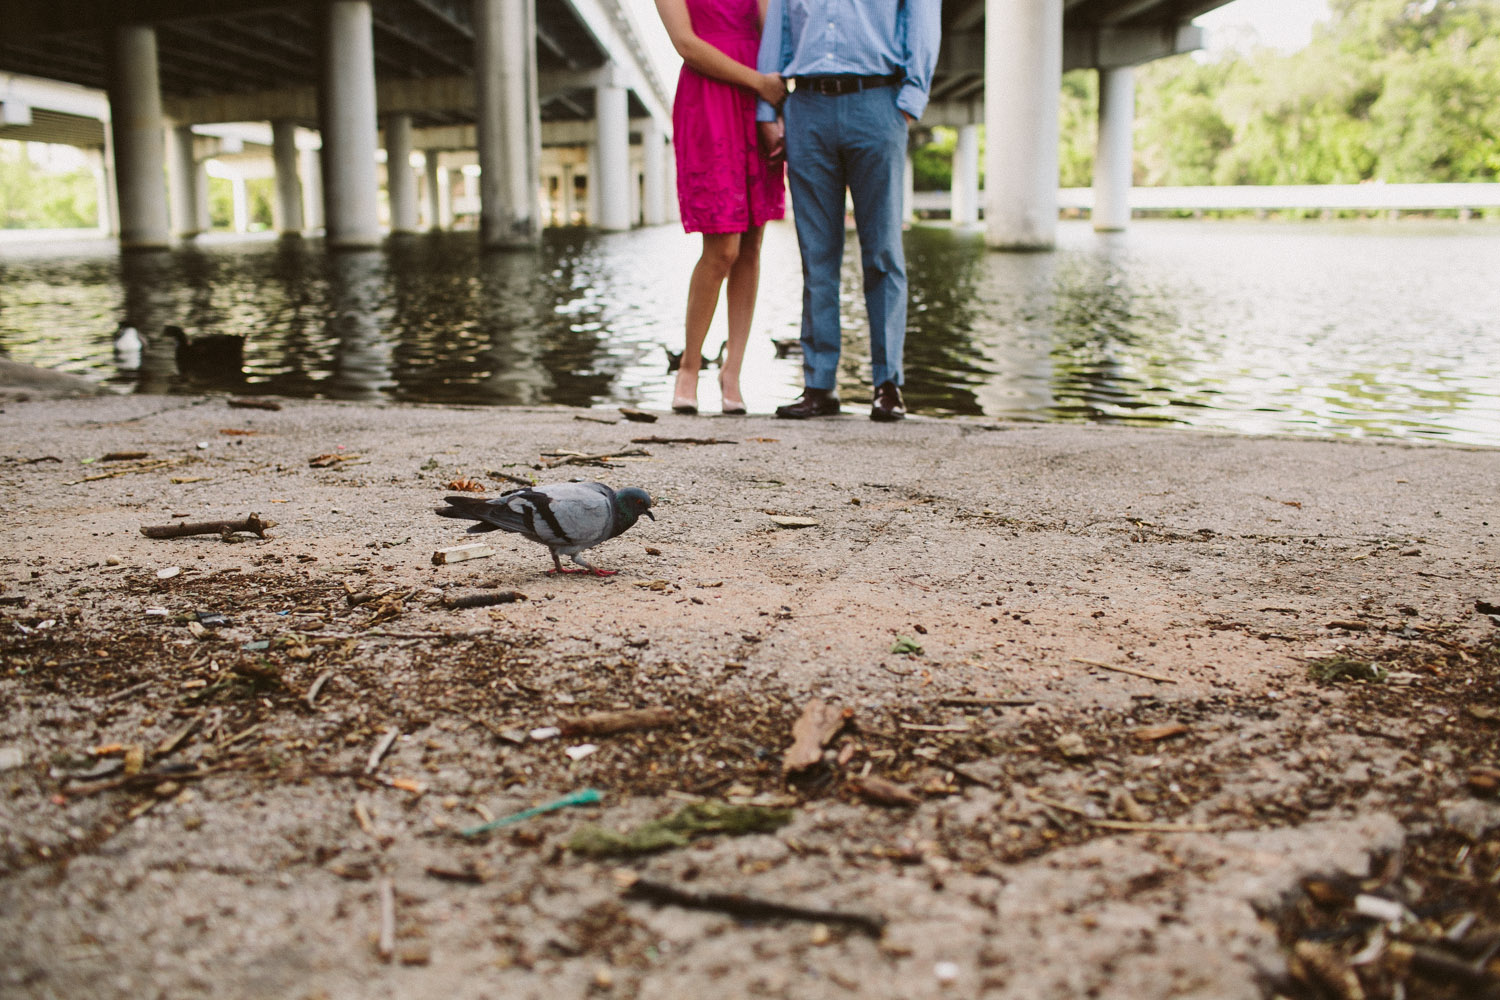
[{"x1": 655, "y1": 0, "x2": 787, "y2": 414}]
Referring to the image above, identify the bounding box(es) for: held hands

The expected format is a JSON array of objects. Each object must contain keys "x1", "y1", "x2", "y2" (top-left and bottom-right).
[
  {"x1": 756, "y1": 72, "x2": 787, "y2": 108},
  {"x1": 757, "y1": 120, "x2": 786, "y2": 165}
]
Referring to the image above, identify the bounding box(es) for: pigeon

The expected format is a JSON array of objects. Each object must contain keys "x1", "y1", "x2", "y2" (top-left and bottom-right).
[
  {"x1": 436, "y1": 482, "x2": 654, "y2": 576},
  {"x1": 165, "y1": 324, "x2": 245, "y2": 380},
  {"x1": 113, "y1": 323, "x2": 143, "y2": 370},
  {"x1": 666, "y1": 341, "x2": 725, "y2": 373}
]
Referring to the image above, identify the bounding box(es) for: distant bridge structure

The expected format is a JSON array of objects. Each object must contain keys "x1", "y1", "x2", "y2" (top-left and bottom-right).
[{"x1": 0, "y1": 0, "x2": 1232, "y2": 251}]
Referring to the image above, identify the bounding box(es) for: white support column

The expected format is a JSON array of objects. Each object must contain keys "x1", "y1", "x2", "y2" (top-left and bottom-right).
[
  {"x1": 90, "y1": 147, "x2": 113, "y2": 234},
  {"x1": 474, "y1": 0, "x2": 541, "y2": 247},
  {"x1": 424, "y1": 151, "x2": 443, "y2": 229},
  {"x1": 230, "y1": 176, "x2": 249, "y2": 233},
  {"x1": 594, "y1": 80, "x2": 631, "y2": 231},
  {"x1": 98, "y1": 125, "x2": 122, "y2": 235},
  {"x1": 586, "y1": 143, "x2": 600, "y2": 225},
  {"x1": 272, "y1": 120, "x2": 305, "y2": 236},
  {"x1": 107, "y1": 25, "x2": 171, "y2": 249},
  {"x1": 195, "y1": 160, "x2": 211, "y2": 233},
  {"x1": 952, "y1": 123, "x2": 980, "y2": 227},
  {"x1": 300, "y1": 143, "x2": 324, "y2": 232},
  {"x1": 439, "y1": 167, "x2": 455, "y2": 229},
  {"x1": 319, "y1": 1, "x2": 381, "y2": 247},
  {"x1": 984, "y1": 0, "x2": 1062, "y2": 250},
  {"x1": 1091, "y1": 65, "x2": 1136, "y2": 233},
  {"x1": 166, "y1": 125, "x2": 201, "y2": 238},
  {"x1": 384, "y1": 114, "x2": 418, "y2": 233},
  {"x1": 665, "y1": 139, "x2": 679, "y2": 223},
  {"x1": 641, "y1": 117, "x2": 667, "y2": 226}
]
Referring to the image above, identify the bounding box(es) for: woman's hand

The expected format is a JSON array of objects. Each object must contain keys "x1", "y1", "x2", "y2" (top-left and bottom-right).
[{"x1": 756, "y1": 73, "x2": 787, "y2": 107}]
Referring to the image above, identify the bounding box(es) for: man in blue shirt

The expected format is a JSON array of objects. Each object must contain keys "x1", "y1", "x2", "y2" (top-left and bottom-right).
[{"x1": 757, "y1": 0, "x2": 941, "y2": 421}]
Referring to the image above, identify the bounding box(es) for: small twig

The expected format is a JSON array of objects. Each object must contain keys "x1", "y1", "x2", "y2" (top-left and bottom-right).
[
  {"x1": 624, "y1": 877, "x2": 886, "y2": 937},
  {"x1": 141, "y1": 513, "x2": 276, "y2": 539},
  {"x1": 1071, "y1": 657, "x2": 1179, "y2": 684},
  {"x1": 938, "y1": 697, "x2": 1035, "y2": 708},
  {"x1": 1088, "y1": 818, "x2": 1216, "y2": 833},
  {"x1": 103, "y1": 680, "x2": 152, "y2": 703},
  {"x1": 306, "y1": 670, "x2": 335, "y2": 710},
  {"x1": 442, "y1": 590, "x2": 527, "y2": 609},
  {"x1": 153, "y1": 717, "x2": 201, "y2": 760},
  {"x1": 377, "y1": 876, "x2": 396, "y2": 962},
  {"x1": 227, "y1": 398, "x2": 282, "y2": 411},
  {"x1": 484, "y1": 468, "x2": 535, "y2": 486},
  {"x1": 366, "y1": 726, "x2": 400, "y2": 775},
  {"x1": 64, "y1": 458, "x2": 182, "y2": 485},
  {"x1": 629, "y1": 436, "x2": 737, "y2": 445}
]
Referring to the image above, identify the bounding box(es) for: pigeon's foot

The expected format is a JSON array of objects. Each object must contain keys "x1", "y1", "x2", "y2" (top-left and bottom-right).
[{"x1": 590, "y1": 568, "x2": 618, "y2": 577}]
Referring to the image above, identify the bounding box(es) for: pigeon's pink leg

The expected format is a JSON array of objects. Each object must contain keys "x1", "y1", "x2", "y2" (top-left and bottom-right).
[{"x1": 589, "y1": 568, "x2": 617, "y2": 577}]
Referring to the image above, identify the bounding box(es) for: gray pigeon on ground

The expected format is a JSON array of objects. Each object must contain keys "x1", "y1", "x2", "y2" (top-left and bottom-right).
[{"x1": 436, "y1": 482, "x2": 654, "y2": 576}]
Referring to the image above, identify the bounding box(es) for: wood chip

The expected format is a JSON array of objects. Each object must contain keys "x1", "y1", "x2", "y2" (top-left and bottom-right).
[
  {"x1": 849, "y1": 774, "x2": 921, "y2": 807},
  {"x1": 558, "y1": 707, "x2": 675, "y2": 737},
  {"x1": 783, "y1": 699, "x2": 852, "y2": 773},
  {"x1": 432, "y1": 543, "x2": 494, "y2": 565},
  {"x1": 1132, "y1": 723, "x2": 1192, "y2": 742}
]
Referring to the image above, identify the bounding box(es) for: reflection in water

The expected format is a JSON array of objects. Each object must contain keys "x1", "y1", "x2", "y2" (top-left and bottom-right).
[
  {"x1": 1, "y1": 220, "x2": 1497, "y2": 445},
  {"x1": 327, "y1": 249, "x2": 392, "y2": 401}
]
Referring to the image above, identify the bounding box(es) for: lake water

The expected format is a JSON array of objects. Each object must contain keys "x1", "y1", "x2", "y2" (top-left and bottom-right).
[{"x1": 2, "y1": 219, "x2": 1498, "y2": 447}]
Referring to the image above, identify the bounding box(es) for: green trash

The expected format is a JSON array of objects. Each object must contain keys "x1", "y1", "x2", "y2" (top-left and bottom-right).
[{"x1": 568, "y1": 800, "x2": 793, "y2": 857}]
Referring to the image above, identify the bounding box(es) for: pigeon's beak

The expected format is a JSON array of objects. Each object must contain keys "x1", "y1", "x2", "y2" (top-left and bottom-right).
[{"x1": 643, "y1": 510, "x2": 655, "y2": 520}]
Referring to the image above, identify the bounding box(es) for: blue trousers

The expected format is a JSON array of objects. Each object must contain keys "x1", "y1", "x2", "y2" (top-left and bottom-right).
[{"x1": 784, "y1": 86, "x2": 908, "y2": 391}]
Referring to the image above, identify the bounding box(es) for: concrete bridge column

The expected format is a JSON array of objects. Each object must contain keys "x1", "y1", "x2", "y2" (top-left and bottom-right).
[
  {"x1": 423, "y1": 151, "x2": 443, "y2": 230},
  {"x1": 384, "y1": 114, "x2": 418, "y2": 233},
  {"x1": 586, "y1": 143, "x2": 600, "y2": 225},
  {"x1": 1092, "y1": 65, "x2": 1135, "y2": 232},
  {"x1": 319, "y1": 1, "x2": 381, "y2": 247},
  {"x1": 984, "y1": 0, "x2": 1062, "y2": 250},
  {"x1": 167, "y1": 125, "x2": 202, "y2": 239},
  {"x1": 300, "y1": 144, "x2": 325, "y2": 232},
  {"x1": 474, "y1": 0, "x2": 541, "y2": 247},
  {"x1": 642, "y1": 117, "x2": 667, "y2": 226},
  {"x1": 951, "y1": 123, "x2": 980, "y2": 227},
  {"x1": 230, "y1": 175, "x2": 249, "y2": 233},
  {"x1": 594, "y1": 81, "x2": 631, "y2": 231},
  {"x1": 272, "y1": 120, "x2": 305, "y2": 236},
  {"x1": 107, "y1": 25, "x2": 171, "y2": 249}
]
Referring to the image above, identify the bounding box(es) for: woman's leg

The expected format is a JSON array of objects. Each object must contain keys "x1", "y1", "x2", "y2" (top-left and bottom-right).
[
  {"x1": 719, "y1": 224, "x2": 765, "y2": 412},
  {"x1": 675, "y1": 231, "x2": 742, "y2": 411}
]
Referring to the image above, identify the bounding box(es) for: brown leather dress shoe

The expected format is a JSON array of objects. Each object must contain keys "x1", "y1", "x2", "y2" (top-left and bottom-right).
[
  {"x1": 870, "y1": 381, "x2": 906, "y2": 421},
  {"x1": 775, "y1": 387, "x2": 841, "y2": 419}
]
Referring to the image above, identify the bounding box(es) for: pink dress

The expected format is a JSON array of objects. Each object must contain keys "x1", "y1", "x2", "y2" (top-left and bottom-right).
[{"x1": 673, "y1": 0, "x2": 785, "y2": 234}]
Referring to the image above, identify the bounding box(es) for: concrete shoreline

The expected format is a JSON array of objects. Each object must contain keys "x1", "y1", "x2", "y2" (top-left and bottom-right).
[{"x1": 2, "y1": 383, "x2": 1498, "y2": 998}]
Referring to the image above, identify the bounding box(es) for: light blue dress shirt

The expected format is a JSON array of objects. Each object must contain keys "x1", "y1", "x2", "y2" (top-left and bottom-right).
[{"x1": 756, "y1": 0, "x2": 942, "y2": 123}]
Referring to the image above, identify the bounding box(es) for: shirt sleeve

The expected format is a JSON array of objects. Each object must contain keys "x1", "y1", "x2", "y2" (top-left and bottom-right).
[
  {"x1": 756, "y1": 0, "x2": 788, "y2": 123},
  {"x1": 896, "y1": 0, "x2": 942, "y2": 120}
]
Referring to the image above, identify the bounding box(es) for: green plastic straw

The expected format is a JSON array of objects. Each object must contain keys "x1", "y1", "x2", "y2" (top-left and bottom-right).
[{"x1": 459, "y1": 788, "x2": 603, "y2": 837}]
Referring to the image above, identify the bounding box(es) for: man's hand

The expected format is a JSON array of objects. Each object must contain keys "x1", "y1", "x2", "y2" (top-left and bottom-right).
[
  {"x1": 758, "y1": 120, "x2": 785, "y2": 164},
  {"x1": 756, "y1": 73, "x2": 787, "y2": 108}
]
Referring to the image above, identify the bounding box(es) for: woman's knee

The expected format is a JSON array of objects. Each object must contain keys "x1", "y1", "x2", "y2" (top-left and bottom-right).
[{"x1": 700, "y1": 235, "x2": 742, "y2": 274}]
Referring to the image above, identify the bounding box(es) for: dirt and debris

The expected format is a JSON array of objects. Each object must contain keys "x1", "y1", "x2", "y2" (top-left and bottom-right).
[{"x1": 1, "y1": 394, "x2": 1499, "y2": 999}]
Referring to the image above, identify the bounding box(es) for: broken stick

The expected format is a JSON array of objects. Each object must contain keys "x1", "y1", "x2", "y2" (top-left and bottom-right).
[
  {"x1": 141, "y1": 513, "x2": 276, "y2": 539},
  {"x1": 624, "y1": 876, "x2": 886, "y2": 937}
]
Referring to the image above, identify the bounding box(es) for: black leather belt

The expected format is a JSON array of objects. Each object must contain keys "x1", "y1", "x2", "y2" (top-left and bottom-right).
[{"x1": 793, "y1": 73, "x2": 902, "y2": 96}]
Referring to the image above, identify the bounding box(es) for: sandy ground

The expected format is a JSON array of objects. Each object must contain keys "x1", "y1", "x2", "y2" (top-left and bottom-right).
[{"x1": 1, "y1": 373, "x2": 1498, "y2": 999}]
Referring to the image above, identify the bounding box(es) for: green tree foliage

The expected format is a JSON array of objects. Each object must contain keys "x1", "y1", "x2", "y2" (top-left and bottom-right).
[
  {"x1": 912, "y1": 125, "x2": 956, "y2": 190},
  {"x1": 1130, "y1": 0, "x2": 1500, "y2": 185},
  {"x1": 0, "y1": 140, "x2": 99, "y2": 229}
]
